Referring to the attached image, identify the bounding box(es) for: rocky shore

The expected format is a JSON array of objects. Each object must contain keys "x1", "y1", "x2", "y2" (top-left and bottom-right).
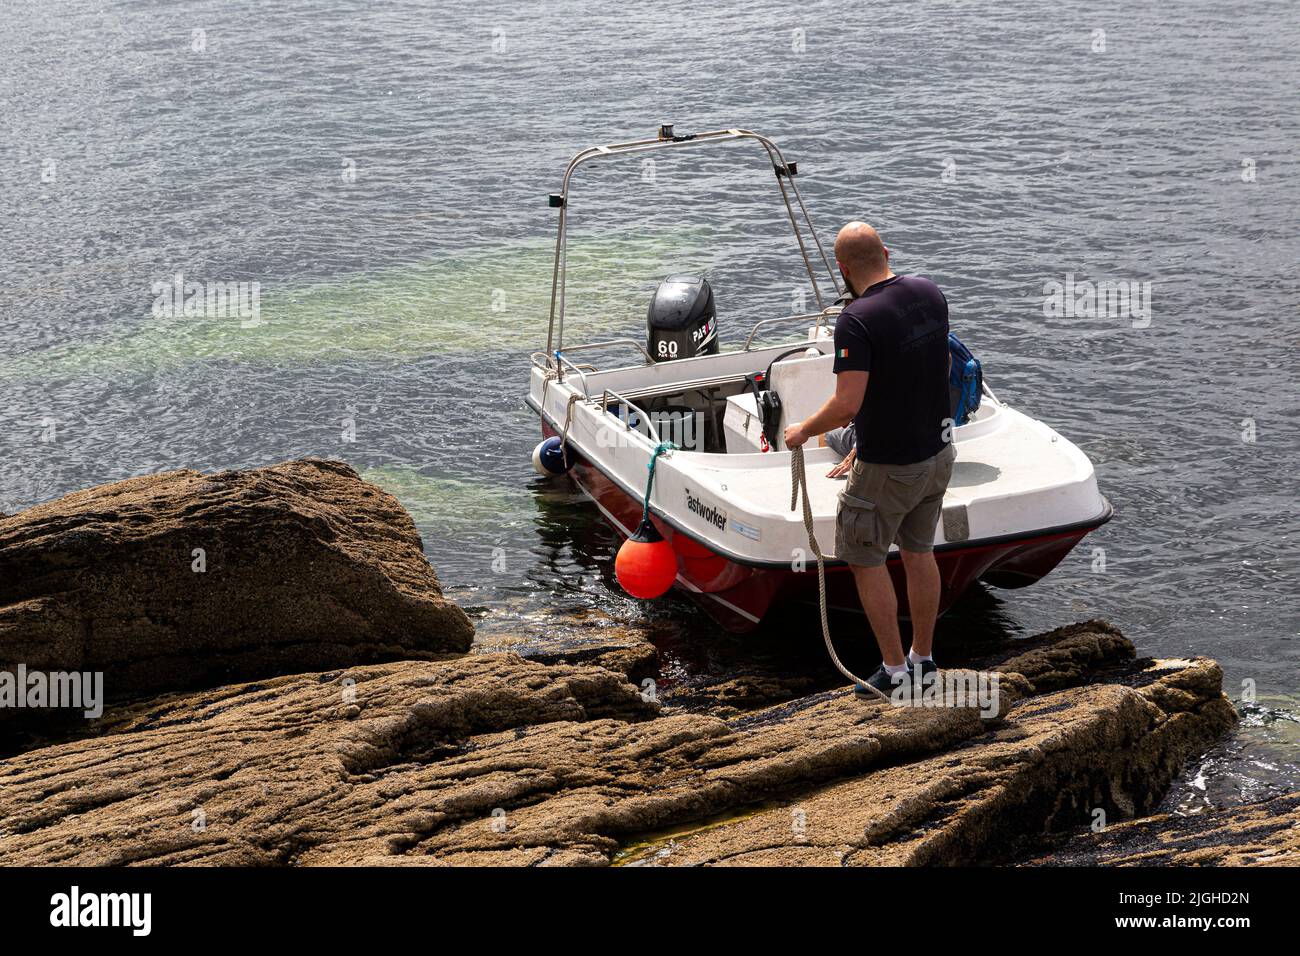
[{"x1": 0, "y1": 459, "x2": 1289, "y2": 867}]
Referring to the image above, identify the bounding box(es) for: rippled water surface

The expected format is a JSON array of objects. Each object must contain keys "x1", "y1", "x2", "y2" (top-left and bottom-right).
[{"x1": 2, "y1": 1, "x2": 1297, "y2": 803}]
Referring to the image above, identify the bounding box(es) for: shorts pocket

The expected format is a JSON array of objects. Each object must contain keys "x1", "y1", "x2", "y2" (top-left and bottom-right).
[
  {"x1": 886, "y1": 471, "x2": 926, "y2": 486},
  {"x1": 837, "y1": 491, "x2": 879, "y2": 548}
]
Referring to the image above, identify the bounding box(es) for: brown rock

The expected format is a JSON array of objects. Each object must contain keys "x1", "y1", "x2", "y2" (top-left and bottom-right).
[
  {"x1": 0, "y1": 621, "x2": 1236, "y2": 867},
  {"x1": 475, "y1": 609, "x2": 658, "y2": 683},
  {"x1": 970, "y1": 619, "x2": 1136, "y2": 693},
  {"x1": 1024, "y1": 791, "x2": 1300, "y2": 866},
  {"x1": 661, "y1": 617, "x2": 1139, "y2": 720},
  {"x1": 0, "y1": 459, "x2": 473, "y2": 714},
  {"x1": 618, "y1": 658, "x2": 1237, "y2": 866},
  {"x1": 0, "y1": 653, "x2": 1012, "y2": 866}
]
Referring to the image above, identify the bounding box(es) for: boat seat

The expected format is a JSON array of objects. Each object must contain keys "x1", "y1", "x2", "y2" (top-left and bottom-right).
[
  {"x1": 723, "y1": 391, "x2": 766, "y2": 453},
  {"x1": 721, "y1": 351, "x2": 837, "y2": 453},
  {"x1": 767, "y1": 351, "x2": 836, "y2": 450}
]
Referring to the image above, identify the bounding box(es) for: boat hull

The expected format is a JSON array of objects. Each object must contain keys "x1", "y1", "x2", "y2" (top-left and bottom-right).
[{"x1": 543, "y1": 423, "x2": 1108, "y2": 633}]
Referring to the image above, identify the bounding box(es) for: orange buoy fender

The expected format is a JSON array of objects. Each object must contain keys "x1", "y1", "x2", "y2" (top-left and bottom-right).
[{"x1": 615, "y1": 518, "x2": 678, "y2": 599}]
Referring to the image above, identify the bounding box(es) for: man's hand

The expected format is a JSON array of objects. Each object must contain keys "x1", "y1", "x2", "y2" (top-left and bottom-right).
[
  {"x1": 783, "y1": 422, "x2": 808, "y2": 449},
  {"x1": 827, "y1": 447, "x2": 856, "y2": 478}
]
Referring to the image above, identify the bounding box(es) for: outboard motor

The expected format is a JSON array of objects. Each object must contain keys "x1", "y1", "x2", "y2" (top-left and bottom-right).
[{"x1": 647, "y1": 275, "x2": 718, "y2": 362}]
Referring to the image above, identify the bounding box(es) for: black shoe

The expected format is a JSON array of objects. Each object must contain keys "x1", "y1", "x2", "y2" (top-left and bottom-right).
[
  {"x1": 913, "y1": 658, "x2": 938, "y2": 684},
  {"x1": 853, "y1": 664, "x2": 913, "y2": 701}
]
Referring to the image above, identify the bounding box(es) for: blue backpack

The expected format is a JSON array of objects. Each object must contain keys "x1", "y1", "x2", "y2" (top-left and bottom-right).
[{"x1": 948, "y1": 333, "x2": 982, "y2": 426}]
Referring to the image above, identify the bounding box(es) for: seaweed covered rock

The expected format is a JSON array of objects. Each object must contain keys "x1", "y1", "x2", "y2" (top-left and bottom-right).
[
  {"x1": 618, "y1": 658, "x2": 1237, "y2": 865},
  {"x1": 1025, "y1": 791, "x2": 1300, "y2": 866},
  {"x1": 0, "y1": 623, "x2": 1235, "y2": 867},
  {"x1": 476, "y1": 609, "x2": 658, "y2": 683},
  {"x1": 0, "y1": 654, "x2": 661, "y2": 865}
]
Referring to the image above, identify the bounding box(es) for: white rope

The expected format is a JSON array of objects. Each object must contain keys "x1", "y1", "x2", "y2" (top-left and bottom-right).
[
  {"x1": 558, "y1": 393, "x2": 580, "y2": 468},
  {"x1": 790, "y1": 445, "x2": 872, "y2": 687}
]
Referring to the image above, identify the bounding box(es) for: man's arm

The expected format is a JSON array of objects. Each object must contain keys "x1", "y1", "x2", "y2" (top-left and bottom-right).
[{"x1": 783, "y1": 371, "x2": 868, "y2": 448}]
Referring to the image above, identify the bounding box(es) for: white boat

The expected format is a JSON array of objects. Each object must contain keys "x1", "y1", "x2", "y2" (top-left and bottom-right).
[{"x1": 527, "y1": 126, "x2": 1112, "y2": 631}]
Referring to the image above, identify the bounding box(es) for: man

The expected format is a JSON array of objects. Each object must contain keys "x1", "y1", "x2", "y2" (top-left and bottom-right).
[
  {"x1": 824, "y1": 425, "x2": 855, "y2": 478},
  {"x1": 783, "y1": 221, "x2": 955, "y2": 701}
]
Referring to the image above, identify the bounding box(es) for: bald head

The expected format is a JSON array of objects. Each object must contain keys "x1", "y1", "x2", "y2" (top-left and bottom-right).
[{"x1": 834, "y1": 221, "x2": 891, "y2": 296}]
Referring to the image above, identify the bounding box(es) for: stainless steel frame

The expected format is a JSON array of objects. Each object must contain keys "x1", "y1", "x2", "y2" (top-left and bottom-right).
[
  {"x1": 742, "y1": 310, "x2": 837, "y2": 351},
  {"x1": 553, "y1": 338, "x2": 655, "y2": 364},
  {"x1": 543, "y1": 126, "x2": 842, "y2": 368},
  {"x1": 600, "y1": 389, "x2": 665, "y2": 445}
]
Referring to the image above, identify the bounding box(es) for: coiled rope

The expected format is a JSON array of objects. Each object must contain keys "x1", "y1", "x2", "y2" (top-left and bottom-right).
[{"x1": 790, "y1": 444, "x2": 871, "y2": 687}]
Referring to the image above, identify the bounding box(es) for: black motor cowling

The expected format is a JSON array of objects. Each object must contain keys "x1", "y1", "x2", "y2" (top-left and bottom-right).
[{"x1": 647, "y1": 275, "x2": 718, "y2": 362}]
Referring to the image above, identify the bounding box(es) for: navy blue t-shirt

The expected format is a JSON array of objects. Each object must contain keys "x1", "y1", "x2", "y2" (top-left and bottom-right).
[{"x1": 832, "y1": 274, "x2": 950, "y2": 465}]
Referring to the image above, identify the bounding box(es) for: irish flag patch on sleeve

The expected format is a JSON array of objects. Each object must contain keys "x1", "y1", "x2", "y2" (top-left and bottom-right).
[{"x1": 837, "y1": 347, "x2": 849, "y2": 358}]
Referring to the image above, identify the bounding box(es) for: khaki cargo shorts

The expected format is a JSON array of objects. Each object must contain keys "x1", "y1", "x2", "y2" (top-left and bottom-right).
[{"x1": 834, "y1": 443, "x2": 956, "y2": 567}]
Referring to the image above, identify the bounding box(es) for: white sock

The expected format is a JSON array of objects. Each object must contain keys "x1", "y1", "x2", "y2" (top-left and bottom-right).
[
  {"x1": 883, "y1": 661, "x2": 910, "y2": 676},
  {"x1": 908, "y1": 649, "x2": 933, "y2": 665}
]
